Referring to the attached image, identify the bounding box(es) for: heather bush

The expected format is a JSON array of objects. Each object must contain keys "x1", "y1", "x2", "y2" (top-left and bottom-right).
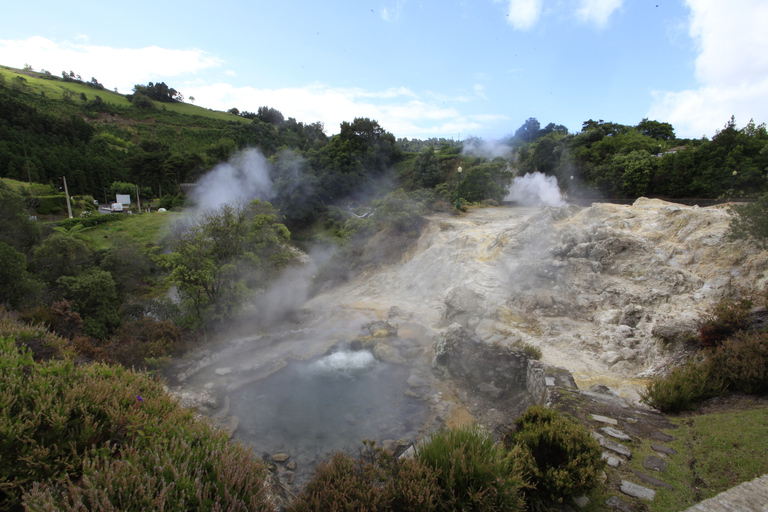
[
  {"x1": 643, "y1": 330, "x2": 768, "y2": 412},
  {"x1": 641, "y1": 356, "x2": 723, "y2": 412},
  {"x1": 0, "y1": 336, "x2": 273, "y2": 512},
  {"x1": 20, "y1": 300, "x2": 85, "y2": 342},
  {"x1": 416, "y1": 425, "x2": 527, "y2": 512},
  {"x1": 0, "y1": 305, "x2": 71, "y2": 361},
  {"x1": 102, "y1": 316, "x2": 184, "y2": 369},
  {"x1": 698, "y1": 298, "x2": 752, "y2": 348},
  {"x1": 504, "y1": 406, "x2": 605, "y2": 508},
  {"x1": 288, "y1": 441, "x2": 440, "y2": 512},
  {"x1": 708, "y1": 331, "x2": 768, "y2": 395}
]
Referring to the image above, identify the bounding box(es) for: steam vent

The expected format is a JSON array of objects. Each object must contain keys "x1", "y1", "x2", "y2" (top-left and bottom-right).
[{"x1": 169, "y1": 199, "x2": 767, "y2": 489}]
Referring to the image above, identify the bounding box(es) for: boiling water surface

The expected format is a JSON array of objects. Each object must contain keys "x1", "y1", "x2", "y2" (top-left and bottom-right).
[{"x1": 227, "y1": 350, "x2": 428, "y2": 484}]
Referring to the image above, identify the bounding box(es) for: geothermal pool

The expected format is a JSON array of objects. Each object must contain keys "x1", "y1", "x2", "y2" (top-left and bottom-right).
[{"x1": 225, "y1": 348, "x2": 429, "y2": 485}]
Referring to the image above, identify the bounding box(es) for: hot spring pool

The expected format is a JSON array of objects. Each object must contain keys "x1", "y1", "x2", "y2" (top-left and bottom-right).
[{"x1": 226, "y1": 349, "x2": 429, "y2": 485}]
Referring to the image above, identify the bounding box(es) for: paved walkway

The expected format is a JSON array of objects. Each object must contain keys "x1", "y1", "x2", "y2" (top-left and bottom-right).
[{"x1": 684, "y1": 474, "x2": 768, "y2": 512}]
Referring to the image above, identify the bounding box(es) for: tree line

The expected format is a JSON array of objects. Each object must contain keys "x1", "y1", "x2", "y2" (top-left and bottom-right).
[{"x1": 509, "y1": 116, "x2": 768, "y2": 199}]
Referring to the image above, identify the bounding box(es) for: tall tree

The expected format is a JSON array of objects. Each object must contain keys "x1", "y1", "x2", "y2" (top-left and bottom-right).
[
  {"x1": 164, "y1": 200, "x2": 294, "y2": 326},
  {"x1": 637, "y1": 118, "x2": 675, "y2": 141},
  {"x1": 413, "y1": 147, "x2": 441, "y2": 188}
]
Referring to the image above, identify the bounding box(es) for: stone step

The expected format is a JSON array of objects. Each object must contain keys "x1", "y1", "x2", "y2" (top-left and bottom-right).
[
  {"x1": 593, "y1": 431, "x2": 632, "y2": 459},
  {"x1": 643, "y1": 455, "x2": 669, "y2": 472},
  {"x1": 606, "y1": 495, "x2": 634, "y2": 512},
  {"x1": 602, "y1": 452, "x2": 622, "y2": 468},
  {"x1": 620, "y1": 480, "x2": 656, "y2": 501},
  {"x1": 601, "y1": 426, "x2": 632, "y2": 441},
  {"x1": 650, "y1": 431, "x2": 677, "y2": 443},
  {"x1": 591, "y1": 413, "x2": 619, "y2": 426},
  {"x1": 632, "y1": 469, "x2": 674, "y2": 490},
  {"x1": 652, "y1": 442, "x2": 677, "y2": 456}
]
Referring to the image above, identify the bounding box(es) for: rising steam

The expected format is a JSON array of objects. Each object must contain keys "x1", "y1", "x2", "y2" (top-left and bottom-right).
[
  {"x1": 191, "y1": 148, "x2": 274, "y2": 211},
  {"x1": 462, "y1": 137, "x2": 512, "y2": 159},
  {"x1": 505, "y1": 172, "x2": 566, "y2": 207}
]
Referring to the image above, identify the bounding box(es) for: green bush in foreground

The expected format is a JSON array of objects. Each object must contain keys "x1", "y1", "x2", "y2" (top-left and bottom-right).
[
  {"x1": 288, "y1": 441, "x2": 440, "y2": 512},
  {"x1": 0, "y1": 336, "x2": 273, "y2": 512},
  {"x1": 293, "y1": 410, "x2": 604, "y2": 512},
  {"x1": 416, "y1": 425, "x2": 527, "y2": 512},
  {"x1": 505, "y1": 406, "x2": 605, "y2": 509}
]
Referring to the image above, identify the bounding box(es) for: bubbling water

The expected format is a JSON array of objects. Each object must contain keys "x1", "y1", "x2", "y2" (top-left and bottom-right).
[
  {"x1": 308, "y1": 349, "x2": 380, "y2": 377},
  {"x1": 226, "y1": 349, "x2": 427, "y2": 486}
]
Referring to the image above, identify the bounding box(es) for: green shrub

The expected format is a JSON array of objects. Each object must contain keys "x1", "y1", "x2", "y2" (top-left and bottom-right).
[
  {"x1": 643, "y1": 329, "x2": 768, "y2": 412},
  {"x1": 641, "y1": 357, "x2": 724, "y2": 412},
  {"x1": 431, "y1": 201, "x2": 453, "y2": 212},
  {"x1": 171, "y1": 193, "x2": 186, "y2": 209},
  {"x1": 159, "y1": 194, "x2": 175, "y2": 209},
  {"x1": 33, "y1": 195, "x2": 68, "y2": 215},
  {"x1": 709, "y1": 331, "x2": 768, "y2": 395},
  {"x1": 698, "y1": 298, "x2": 752, "y2": 348},
  {"x1": 289, "y1": 441, "x2": 440, "y2": 512},
  {"x1": 0, "y1": 336, "x2": 273, "y2": 511},
  {"x1": 56, "y1": 213, "x2": 123, "y2": 230},
  {"x1": 504, "y1": 406, "x2": 605, "y2": 508},
  {"x1": 416, "y1": 425, "x2": 526, "y2": 512},
  {"x1": 519, "y1": 342, "x2": 542, "y2": 360},
  {"x1": 102, "y1": 317, "x2": 185, "y2": 369}
]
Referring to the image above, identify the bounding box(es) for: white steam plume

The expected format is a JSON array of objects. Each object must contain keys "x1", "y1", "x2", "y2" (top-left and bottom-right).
[
  {"x1": 191, "y1": 148, "x2": 274, "y2": 210},
  {"x1": 462, "y1": 137, "x2": 512, "y2": 159},
  {"x1": 505, "y1": 172, "x2": 566, "y2": 207}
]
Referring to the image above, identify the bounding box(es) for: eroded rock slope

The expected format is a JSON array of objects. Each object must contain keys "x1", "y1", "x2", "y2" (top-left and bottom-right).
[{"x1": 304, "y1": 198, "x2": 767, "y2": 400}]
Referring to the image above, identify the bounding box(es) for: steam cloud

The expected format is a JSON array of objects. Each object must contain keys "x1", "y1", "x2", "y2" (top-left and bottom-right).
[
  {"x1": 505, "y1": 172, "x2": 566, "y2": 207},
  {"x1": 462, "y1": 137, "x2": 511, "y2": 159},
  {"x1": 191, "y1": 148, "x2": 274, "y2": 211}
]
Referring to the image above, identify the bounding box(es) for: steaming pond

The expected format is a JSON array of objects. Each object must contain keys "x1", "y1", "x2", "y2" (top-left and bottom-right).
[{"x1": 226, "y1": 349, "x2": 429, "y2": 485}]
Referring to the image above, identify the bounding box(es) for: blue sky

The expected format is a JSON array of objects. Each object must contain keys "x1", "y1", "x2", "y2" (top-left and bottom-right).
[{"x1": 1, "y1": 0, "x2": 766, "y2": 140}]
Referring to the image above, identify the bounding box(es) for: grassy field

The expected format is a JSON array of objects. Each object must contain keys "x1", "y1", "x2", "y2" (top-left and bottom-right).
[
  {"x1": 1, "y1": 177, "x2": 35, "y2": 192},
  {"x1": 77, "y1": 210, "x2": 185, "y2": 252},
  {"x1": 0, "y1": 65, "x2": 246, "y2": 124}
]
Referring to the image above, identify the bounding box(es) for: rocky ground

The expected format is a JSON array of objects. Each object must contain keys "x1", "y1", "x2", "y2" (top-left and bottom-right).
[{"x1": 169, "y1": 199, "x2": 768, "y2": 508}]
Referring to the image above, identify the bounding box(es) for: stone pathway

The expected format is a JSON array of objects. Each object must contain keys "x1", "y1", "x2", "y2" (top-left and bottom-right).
[{"x1": 545, "y1": 376, "x2": 768, "y2": 512}]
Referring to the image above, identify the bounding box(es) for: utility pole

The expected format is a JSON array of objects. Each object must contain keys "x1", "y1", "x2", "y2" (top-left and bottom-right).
[
  {"x1": 136, "y1": 185, "x2": 142, "y2": 212},
  {"x1": 62, "y1": 176, "x2": 73, "y2": 219}
]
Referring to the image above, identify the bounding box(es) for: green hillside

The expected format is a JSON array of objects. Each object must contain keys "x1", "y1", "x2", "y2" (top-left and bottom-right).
[
  {"x1": 0, "y1": 65, "x2": 244, "y2": 121},
  {"x1": 2, "y1": 61, "x2": 768, "y2": 230}
]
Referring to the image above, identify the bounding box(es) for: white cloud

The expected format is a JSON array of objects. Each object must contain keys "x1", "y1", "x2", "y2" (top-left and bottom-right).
[
  {"x1": 0, "y1": 36, "x2": 222, "y2": 93},
  {"x1": 504, "y1": 0, "x2": 543, "y2": 30},
  {"x1": 380, "y1": 0, "x2": 405, "y2": 21},
  {"x1": 182, "y1": 82, "x2": 489, "y2": 138},
  {"x1": 648, "y1": 0, "x2": 768, "y2": 138},
  {"x1": 687, "y1": 0, "x2": 768, "y2": 86},
  {"x1": 575, "y1": 0, "x2": 624, "y2": 27}
]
